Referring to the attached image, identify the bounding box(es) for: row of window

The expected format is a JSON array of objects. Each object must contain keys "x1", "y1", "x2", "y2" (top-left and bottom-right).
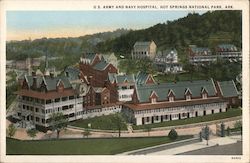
[
  {"x1": 134, "y1": 102, "x2": 225, "y2": 115},
  {"x1": 150, "y1": 93, "x2": 209, "y2": 104},
  {"x1": 133, "y1": 51, "x2": 148, "y2": 55},
  {"x1": 22, "y1": 105, "x2": 44, "y2": 113},
  {"x1": 21, "y1": 96, "x2": 78, "y2": 104}
]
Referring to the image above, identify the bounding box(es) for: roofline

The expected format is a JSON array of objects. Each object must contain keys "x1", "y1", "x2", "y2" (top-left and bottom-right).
[
  {"x1": 90, "y1": 53, "x2": 99, "y2": 65},
  {"x1": 184, "y1": 88, "x2": 192, "y2": 95},
  {"x1": 232, "y1": 80, "x2": 239, "y2": 95},
  {"x1": 167, "y1": 89, "x2": 175, "y2": 96},
  {"x1": 211, "y1": 78, "x2": 218, "y2": 94},
  {"x1": 145, "y1": 74, "x2": 156, "y2": 84},
  {"x1": 150, "y1": 90, "x2": 159, "y2": 98},
  {"x1": 217, "y1": 81, "x2": 224, "y2": 96}
]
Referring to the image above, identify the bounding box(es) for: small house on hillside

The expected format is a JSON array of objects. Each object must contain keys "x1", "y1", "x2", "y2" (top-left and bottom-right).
[{"x1": 132, "y1": 41, "x2": 157, "y2": 60}]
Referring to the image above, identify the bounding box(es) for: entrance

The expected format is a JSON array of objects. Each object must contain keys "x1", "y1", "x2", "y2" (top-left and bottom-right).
[
  {"x1": 203, "y1": 110, "x2": 206, "y2": 116},
  {"x1": 142, "y1": 117, "x2": 145, "y2": 125},
  {"x1": 161, "y1": 115, "x2": 163, "y2": 122},
  {"x1": 178, "y1": 113, "x2": 181, "y2": 120},
  {"x1": 195, "y1": 111, "x2": 198, "y2": 117},
  {"x1": 219, "y1": 108, "x2": 222, "y2": 113},
  {"x1": 151, "y1": 116, "x2": 154, "y2": 123},
  {"x1": 187, "y1": 112, "x2": 190, "y2": 118},
  {"x1": 212, "y1": 110, "x2": 214, "y2": 114},
  {"x1": 170, "y1": 115, "x2": 172, "y2": 121}
]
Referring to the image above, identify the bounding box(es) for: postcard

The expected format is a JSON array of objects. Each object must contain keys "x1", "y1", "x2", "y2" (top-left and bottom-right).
[{"x1": 0, "y1": 0, "x2": 249, "y2": 163}]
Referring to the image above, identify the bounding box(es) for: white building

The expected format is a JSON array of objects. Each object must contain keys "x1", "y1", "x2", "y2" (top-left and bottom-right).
[{"x1": 123, "y1": 79, "x2": 239, "y2": 125}]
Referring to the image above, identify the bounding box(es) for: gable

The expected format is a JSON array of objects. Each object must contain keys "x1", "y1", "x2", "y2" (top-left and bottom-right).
[
  {"x1": 145, "y1": 75, "x2": 156, "y2": 85},
  {"x1": 149, "y1": 91, "x2": 159, "y2": 98}
]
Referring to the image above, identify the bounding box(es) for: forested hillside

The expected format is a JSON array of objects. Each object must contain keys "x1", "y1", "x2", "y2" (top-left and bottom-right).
[
  {"x1": 7, "y1": 11, "x2": 241, "y2": 61},
  {"x1": 96, "y1": 10, "x2": 242, "y2": 59},
  {"x1": 6, "y1": 28, "x2": 129, "y2": 60}
]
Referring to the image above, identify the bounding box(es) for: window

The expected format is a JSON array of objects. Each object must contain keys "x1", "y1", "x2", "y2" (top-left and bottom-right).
[
  {"x1": 42, "y1": 119, "x2": 45, "y2": 123},
  {"x1": 202, "y1": 93, "x2": 207, "y2": 99},
  {"x1": 69, "y1": 96, "x2": 74, "y2": 100},
  {"x1": 151, "y1": 98, "x2": 157, "y2": 104},
  {"x1": 55, "y1": 98, "x2": 60, "y2": 102},
  {"x1": 186, "y1": 95, "x2": 191, "y2": 101},
  {"x1": 69, "y1": 105, "x2": 74, "y2": 108},
  {"x1": 35, "y1": 117, "x2": 40, "y2": 122},
  {"x1": 46, "y1": 99, "x2": 52, "y2": 104},
  {"x1": 35, "y1": 108, "x2": 39, "y2": 112},
  {"x1": 62, "y1": 105, "x2": 69, "y2": 110},
  {"x1": 62, "y1": 97, "x2": 68, "y2": 101},
  {"x1": 169, "y1": 96, "x2": 174, "y2": 102}
]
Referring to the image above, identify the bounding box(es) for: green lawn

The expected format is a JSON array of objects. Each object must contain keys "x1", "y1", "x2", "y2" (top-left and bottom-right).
[
  {"x1": 6, "y1": 135, "x2": 192, "y2": 155},
  {"x1": 133, "y1": 108, "x2": 242, "y2": 130},
  {"x1": 70, "y1": 114, "x2": 127, "y2": 130}
]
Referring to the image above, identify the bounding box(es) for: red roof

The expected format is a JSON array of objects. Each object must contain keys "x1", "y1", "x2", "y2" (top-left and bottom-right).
[
  {"x1": 16, "y1": 89, "x2": 76, "y2": 100},
  {"x1": 123, "y1": 97, "x2": 226, "y2": 111}
]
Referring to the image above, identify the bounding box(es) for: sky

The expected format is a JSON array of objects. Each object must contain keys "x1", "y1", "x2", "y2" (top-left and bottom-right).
[{"x1": 7, "y1": 11, "x2": 206, "y2": 41}]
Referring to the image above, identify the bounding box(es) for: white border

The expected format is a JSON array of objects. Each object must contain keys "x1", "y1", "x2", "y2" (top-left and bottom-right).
[{"x1": 0, "y1": 0, "x2": 249, "y2": 163}]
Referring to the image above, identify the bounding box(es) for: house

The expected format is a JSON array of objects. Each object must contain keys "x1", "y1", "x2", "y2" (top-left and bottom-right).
[
  {"x1": 79, "y1": 53, "x2": 117, "y2": 87},
  {"x1": 102, "y1": 53, "x2": 118, "y2": 69},
  {"x1": 154, "y1": 48, "x2": 183, "y2": 73},
  {"x1": 132, "y1": 41, "x2": 157, "y2": 60},
  {"x1": 108, "y1": 73, "x2": 135, "y2": 102},
  {"x1": 188, "y1": 45, "x2": 215, "y2": 64},
  {"x1": 215, "y1": 44, "x2": 242, "y2": 62},
  {"x1": 122, "y1": 77, "x2": 239, "y2": 125},
  {"x1": 15, "y1": 72, "x2": 84, "y2": 130}
]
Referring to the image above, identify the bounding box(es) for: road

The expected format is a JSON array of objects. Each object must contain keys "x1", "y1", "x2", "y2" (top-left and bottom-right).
[{"x1": 179, "y1": 141, "x2": 242, "y2": 155}]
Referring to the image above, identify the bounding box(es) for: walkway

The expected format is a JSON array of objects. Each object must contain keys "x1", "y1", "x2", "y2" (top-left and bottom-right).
[{"x1": 146, "y1": 135, "x2": 241, "y2": 155}]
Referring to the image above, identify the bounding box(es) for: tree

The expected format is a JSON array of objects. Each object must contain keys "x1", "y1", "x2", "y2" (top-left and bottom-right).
[
  {"x1": 234, "y1": 120, "x2": 242, "y2": 140},
  {"x1": 168, "y1": 129, "x2": 178, "y2": 140},
  {"x1": 27, "y1": 129, "x2": 38, "y2": 140},
  {"x1": 221, "y1": 122, "x2": 225, "y2": 137},
  {"x1": 226, "y1": 126, "x2": 230, "y2": 136},
  {"x1": 113, "y1": 113, "x2": 125, "y2": 138},
  {"x1": 7, "y1": 123, "x2": 16, "y2": 138},
  {"x1": 204, "y1": 125, "x2": 210, "y2": 145},
  {"x1": 82, "y1": 128, "x2": 91, "y2": 138},
  {"x1": 143, "y1": 125, "x2": 152, "y2": 136},
  {"x1": 50, "y1": 112, "x2": 68, "y2": 139}
]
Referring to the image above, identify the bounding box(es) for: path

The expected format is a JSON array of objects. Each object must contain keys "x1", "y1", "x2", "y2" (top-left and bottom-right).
[{"x1": 147, "y1": 135, "x2": 241, "y2": 155}]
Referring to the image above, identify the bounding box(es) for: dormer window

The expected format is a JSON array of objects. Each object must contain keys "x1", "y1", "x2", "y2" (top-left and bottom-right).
[
  {"x1": 186, "y1": 95, "x2": 191, "y2": 101},
  {"x1": 201, "y1": 87, "x2": 208, "y2": 99},
  {"x1": 150, "y1": 91, "x2": 158, "y2": 104},
  {"x1": 168, "y1": 89, "x2": 175, "y2": 102},
  {"x1": 169, "y1": 96, "x2": 174, "y2": 102},
  {"x1": 202, "y1": 93, "x2": 207, "y2": 99},
  {"x1": 185, "y1": 88, "x2": 192, "y2": 101},
  {"x1": 151, "y1": 98, "x2": 157, "y2": 104}
]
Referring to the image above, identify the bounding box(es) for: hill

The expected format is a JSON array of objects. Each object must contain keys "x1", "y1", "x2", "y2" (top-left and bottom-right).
[
  {"x1": 6, "y1": 28, "x2": 129, "y2": 60},
  {"x1": 96, "y1": 10, "x2": 242, "y2": 60},
  {"x1": 6, "y1": 11, "x2": 241, "y2": 62}
]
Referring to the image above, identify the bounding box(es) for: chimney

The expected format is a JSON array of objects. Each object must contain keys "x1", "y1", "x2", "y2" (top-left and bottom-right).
[
  {"x1": 32, "y1": 76, "x2": 37, "y2": 90},
  {"x1": 50, "y1": 72, "x2": 54, "y2": 78}
]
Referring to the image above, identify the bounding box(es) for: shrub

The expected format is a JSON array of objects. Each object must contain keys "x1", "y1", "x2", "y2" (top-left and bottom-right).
[{"x1": 168, "y1": 129, "x2": 178, "y2": 140}]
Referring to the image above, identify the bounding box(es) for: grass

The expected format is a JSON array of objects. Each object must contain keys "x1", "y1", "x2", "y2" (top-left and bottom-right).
[
  {"x1": 133, "y1": 108, "x2": 242, "y2": 130},
  {"x1": 6, "y1": 135, "x2": 192, "y2": 155},
  {"x1": 70, "y1": 114, "x2": 127, "y2": 130}
]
